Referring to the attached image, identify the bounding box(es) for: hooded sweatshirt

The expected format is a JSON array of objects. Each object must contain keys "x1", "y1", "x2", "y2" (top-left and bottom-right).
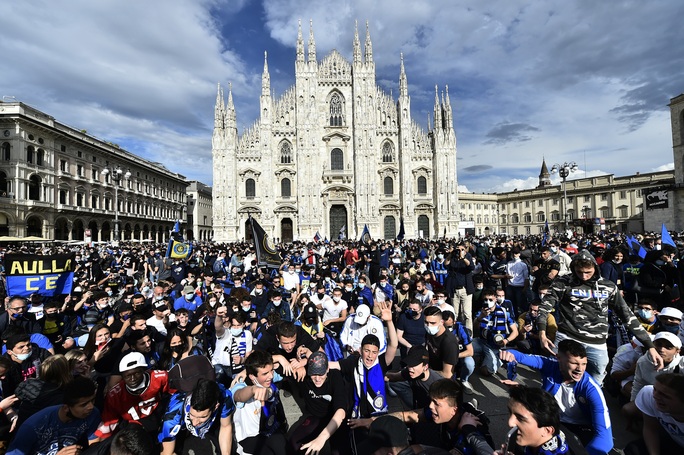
[{"x1": 537, "y1": 250, "x2": 654, "y2": 349}]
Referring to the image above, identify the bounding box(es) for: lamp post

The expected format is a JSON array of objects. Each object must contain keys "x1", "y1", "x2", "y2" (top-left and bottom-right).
[
  {"x1": 550, "y1": 161, "x2": 578, "y2": 232},
  {"x1": 102, "y1": 166, "x2": 131, "y2": 242}
]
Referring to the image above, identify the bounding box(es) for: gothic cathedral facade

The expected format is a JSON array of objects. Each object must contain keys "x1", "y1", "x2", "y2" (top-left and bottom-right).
[{"x1": 212, "y1": 21, "x2": 459, "y2": 242}]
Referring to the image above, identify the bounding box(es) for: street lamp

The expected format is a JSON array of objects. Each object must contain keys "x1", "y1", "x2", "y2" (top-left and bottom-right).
[
  {"x1": 102, "y1": 166, "x2": 131, "y2": 242},
  {"x1": 550, "y1": 161, "x2": 578, "y2": 232}
]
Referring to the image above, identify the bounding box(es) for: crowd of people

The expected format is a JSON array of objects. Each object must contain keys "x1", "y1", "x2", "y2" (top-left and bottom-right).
[{"x1": 0, "y1": 231, "x2": 682, "y2": 454}]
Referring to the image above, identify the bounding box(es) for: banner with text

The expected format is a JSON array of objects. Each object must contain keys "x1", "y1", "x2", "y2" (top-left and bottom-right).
[{"x1": 4, "y1": 253, "x2": 76, "y2": 297}]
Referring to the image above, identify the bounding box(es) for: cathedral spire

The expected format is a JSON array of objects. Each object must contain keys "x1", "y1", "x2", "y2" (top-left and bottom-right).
[
  {"x1": 444, "y1": 85, "x2": 453, "y2": 130},
  {"x1": 399, "y1": 53, "x2": 408, "y2": 97},
  {"x1": 364, "y1": 20, "x2": 373, "y2": 63},
  {"x1": 262, "y1": 51, "x2": 270, "y2": 96},
  {"x1": 433, "y1": 85, "x2": 442, "y2": 129},
  {"x1": 353, "y1": 20, "x2": 362, "y2": 64},
  {"x1": 226, "y1": 82, "x2": 236, "y2": 126},
  {"x1": 214, "y1": 82, "x2": 225, "y2": 129},
  {"x1": 308, "y1": 19, "x2": 317, "y2": 63},
  {"x1": 296, "y1": 19, "x2": 305, "y2": 63}
]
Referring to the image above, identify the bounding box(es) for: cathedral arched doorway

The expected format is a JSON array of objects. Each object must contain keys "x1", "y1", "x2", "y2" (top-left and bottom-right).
[
  {"x1": 329, "y1": 205, "x2": 347, "y2": 240},
  {"x1": 383, "y1": 216, "x2": 396, "y2": 240},
  {"x1": 26, "y1": 216, "x2": 43, "y2": 237},
  {"x1": 245, "y1": 219, "x2": 254, "y2": 242},
  {"x1": 281, "y1": 218, "x2": 293, "y2": 243},
  {"x1": 417, "y1": 215, "x2": 430, "y2": 239}
]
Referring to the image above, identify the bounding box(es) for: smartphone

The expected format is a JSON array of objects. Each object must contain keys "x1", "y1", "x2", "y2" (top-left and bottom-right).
[{"x1": 502, "y1": 426, "x2": 518, "y2": 455}]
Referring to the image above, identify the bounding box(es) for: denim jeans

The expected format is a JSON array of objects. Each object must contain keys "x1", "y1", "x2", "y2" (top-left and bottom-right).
[{"x1": 473, "y1": 338, "x2": 503, "y2": 374}]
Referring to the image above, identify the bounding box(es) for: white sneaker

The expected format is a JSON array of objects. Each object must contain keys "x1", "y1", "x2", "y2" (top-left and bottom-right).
[{"x1": 462, "y1": 380, "x2": 474, "y2": 395}]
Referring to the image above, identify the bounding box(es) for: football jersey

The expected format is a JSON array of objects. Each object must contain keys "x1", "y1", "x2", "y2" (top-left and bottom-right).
[{"x1": 95, "y1": 370, "x2": 170, "y2": 439}]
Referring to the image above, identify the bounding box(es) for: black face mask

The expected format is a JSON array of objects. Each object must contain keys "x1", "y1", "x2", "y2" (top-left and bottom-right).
[{"x1": 171, "y1": 345, "x2": 184, "y2": 354}]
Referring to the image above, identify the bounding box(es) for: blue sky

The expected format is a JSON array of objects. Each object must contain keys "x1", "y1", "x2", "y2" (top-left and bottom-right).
[{"x1": 1, "y1": 0, "x2": 680, "y2": 193}]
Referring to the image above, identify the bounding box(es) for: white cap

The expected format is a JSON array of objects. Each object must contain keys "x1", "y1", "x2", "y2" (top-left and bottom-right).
[
  {"x1": 654, "y1": 331, "x2": 682, "y2": 349},
  {"x1": 354, "y1": 304, "x2": 371, "y2": 324},
  {"x1": 119, "y1": 352, "x2": 147, "y2": 372},
  {"x1": 659, "y1": 307, "x2": 683, "y2": 321}
]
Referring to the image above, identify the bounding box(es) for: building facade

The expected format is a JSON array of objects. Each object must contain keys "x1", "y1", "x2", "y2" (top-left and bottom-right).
[
  {"x1": 212, "y1": 21, "x2": 460, "y2": 242},
  {"x1": 186, "y1": 180, "x2": 213, "y2": 241},
  {"x1": 0, "y1": 102, "x2": 187, "y2": 242}
]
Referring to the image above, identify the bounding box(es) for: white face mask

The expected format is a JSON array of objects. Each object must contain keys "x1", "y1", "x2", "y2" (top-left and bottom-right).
[
  {"x1": 230, "y1": 327, "x2": 243, "y2": 337},
  {"x1": 425, "y1": 325, "x2": 439, "y2": 336},
  {"x1": 486, "y1": 301, "x2": 496, "y2": 309},
  {"x1": 242, "y1": 305, "x2": 251, "y2": 312},
  {"x1": 437, "y1": 254, "x2": 444, "y2": 260},
  {"x1": 345, "y1": 287, "x2": 353, "y2": 292},
  {"x1": 255, "y1": 289, "x2": 263, "y2": 294},
  {"x1": 333, "y1": 296, "x2": 341, "y2": 302},
  {"x1": 437, "y1": 299, "x2": 445, "y2": 305},
  {"x1": 272, "y1": 300, "x2": 282, "y2": 307},
  {"x1": 496, "y1": 296, "x2": 505, "y2": 303},
  {"x1": 15, "y1": 351, "x2": 32, "y2": 361}
]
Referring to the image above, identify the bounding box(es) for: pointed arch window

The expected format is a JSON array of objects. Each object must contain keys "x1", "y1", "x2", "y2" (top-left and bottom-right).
[
  {"x1": 384, "y1": 176, "x2": 394, "y2": 195},
  {"x1": 329, "y1": 93, "x2": 343, "y2": 127},
  {"x1": 331, "y1": 148, "x2": 344, "y2": 171},
  {"x1": 417, "y1": 176, "x2": 427, "y2": 195},
  {"x1": 281, "y1": 178, "x2": 291, "y2": 197},
  {"x1": 246, "y1": 179, "x2": 256, "y2": 198},
  {"x1": 280, "y1": 142, "x2": 292, "y2": 164},
  {"x1": 382, "y1": 142, "x2": 394, "y2": 162}
]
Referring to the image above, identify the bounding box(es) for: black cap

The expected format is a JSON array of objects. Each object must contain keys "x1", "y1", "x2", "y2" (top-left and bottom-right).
[
  {"x1": 303, "y1": 303, "x2": 318, "y2": 321},
  {"x1": 403, "y1": 345, "x2": 429, "y2": 368},
  {"x1": 357, "y1": 416, "x2": 410, "y2": 453}
]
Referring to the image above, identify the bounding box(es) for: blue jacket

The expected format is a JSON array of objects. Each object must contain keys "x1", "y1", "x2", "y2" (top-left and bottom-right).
[{"x1": 509, "y1": 350, "x2": 613, "y2": 455}]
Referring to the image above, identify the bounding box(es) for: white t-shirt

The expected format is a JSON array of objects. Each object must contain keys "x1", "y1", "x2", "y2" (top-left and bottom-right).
[
  {"x1": 282, "y1": 272, "x2": 300, "y2": 291},
  {"x1": 146, "y1": 314, "x2": 175, "y2": 336},
  {"x1": 230, "y1": 372, "x2": 283, "y2": 450},
  {"x1": 213, "y1": 329, "x2": 253, "y2": 367},
  {"x1": 636, "y1": 385, "x2": 684, "y2": 447},
  {"x1": 321, "y1": 298, "x2": 348, "y2": 322}
]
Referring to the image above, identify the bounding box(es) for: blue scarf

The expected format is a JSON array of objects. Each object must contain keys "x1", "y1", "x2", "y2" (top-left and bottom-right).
[
  {"x1": 352, "y1": 357, "x2": 387, "y2": 418},
  {"x1": 260, "y1": 383, "x2": 283, "y2": 437},
  {"x1": 526, "y1": 431, "x2": 569, "y2": 455}
]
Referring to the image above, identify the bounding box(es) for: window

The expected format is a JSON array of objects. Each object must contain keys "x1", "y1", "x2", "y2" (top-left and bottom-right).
[
  {"x1": 619, "y1": 207, "x2": 628, "y2": 217},
  {"x1": 636, "y1": 189, "x2": 641, "y2": 197},
  {"x1": 476, "y1": 215, "x2": 481, "y2": 224},
  {"x1": 524, "y1": 213, "x2": 532, "y2": 223},
  {"x1": 382, "y1": 142, "x2": 394, "y2": 163},
  {"x1": 537, "y1": 212, "x2": 545, "y2": 222},
  {"x1": 525, "y1": 226, "x2": 531, "y2": 235},
  {"x1": 76, "y1": 193, "x2": 84, "y2": 207},
  {"x1": 91, "y1": 195, "x2": 98, "y2": 208},
  {"x1": 600, "y1": 208, "x2": 609, "y2": 218},
  {"x1": 329, "y1": 93, "x2": 343, "y2": 126},
  {"x1": 484, "y1": 215, "x2": 489, "y2": 223},
  {"x1": 567, "y1": 210, "x2": 574, "y2": 220},
  {"x1": 525, "y1": 201, "x2": 530, "y2": 208},
  {"x1": 512, "y1": 202, "x2": 517, "y2": 209},
  {"x1": 77, "y1": 164, "x2": 84, "y2": 177},
  {"x1": 567, "y1": 196, "x2": 574, "y2": 203},
  {"x1": 511, "y1": 214, "x2": 519, "y2": 223},
  {"x1": 500, "y1": 214, "x2": 507, "y2": 224},
  {"x1": 281, "y1": 178, "x2": 291, "y2": 197},
  {"x1": 417, "y1": 176, "x2": 427, "y2": 195},
  {"x1": 60, "y1": 160, "x2": 68, "y2": 172},
  {"x1": 280, "y1": 142, "x2": 292, "y2": 164},
  {"x1": 245, "y1": 178, "x2": 256, "y2": 198},
  {"x1": 600, "y1": 193, "x2": 608, "y2": 201},
  {"x1": 584, "y1": 195, "x2": 591, "y2": 202},
  {"x1": 59, "y1": 190, "x2": 67, "y2": 204},
  {"x1": 538, "y1": 199, "x2": 543, "y2": 207},
  {"x1": 91, "y1": 168, "x2": 99, "y2": 180},
  {"x1": 27, "y1": 146, "x2": 34, "y2": 163},
  {"x1": 553, "y1": 199, "x2": 559, "y2": 206},
  {"x1": 551, "y1": 212, "x2": 560, "y2": 221},
  {"x1": 36, "y1": 149, "x2": 44, "y2": 166},
  {"x1": 620, "y1": 190, "x2": 627, "y2": 199},
  {"x1": 330, "y1": 148, "x2": 344, "y2": 171},
  {"x1": 1, "y1": 142, "x2": 9, "y2": 161},
  {"x1": 28, "y1": 175, "x2": 41, "y2": 200},
  {"x1": 383, "y1": 176, "x2": 394, "y2": 195}
]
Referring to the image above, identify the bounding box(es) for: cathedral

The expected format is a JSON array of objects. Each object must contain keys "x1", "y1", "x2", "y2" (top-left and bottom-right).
[{"x1": 211, "y1": 21, "x2": 459, "y2": 243}]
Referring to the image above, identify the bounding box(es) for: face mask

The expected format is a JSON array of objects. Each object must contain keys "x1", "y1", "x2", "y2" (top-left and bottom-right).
[
  {"x1": 332, "y1": 296, "x2": 341, "y2": 303},
  {"x1": 15, "y1": 351, "x2": 32, "y2": 361},
  {"x1": 550, "y1": 247, "x2": 558, "y2": 253},
  {"x1": 425, "y1": 325, "x2": 439, "y2": 336},
  {"x1": 122, "y1": 314, "x2": 131, "y2": 321},
  {"x1": 230, "y1": 327, "x2": 243, "y2": 337},
  {"x1": 255, "y1": 289, "x2": 263, "y2": 295},
  {"x1": 186, "y1": 293, "x2": 195, "y2": 300},
  {"x1": 476, "y1": 285, "x2": 483, "y2": 291},
  {"x1": 486, "y1": 301, "x2": 496, "y2": 309},
  {"x1": 242, "y1": 305, "x2": 251, "y2": 312},
  {"x1": 437, "y1": 299, "x2": 445, "y2": 305},
  {"x1": 637, "y1": 309, "x2": 652, "y2": 320},
  {"x1": 437, "y1": 254, "x2": 444, "y2": 260},
  {"x1": 289, "y1": 270, "x2": 295, "y2": 275},
  {"x1": 539, "y1": 294, "x2": 546, "y2": 300},
  {"x1": 171, "y1": 345, "x2": 184, "y2": 354},
  {"x1": 496, "y1": 297, "x2": 505, "y2": 304},
  {"x1": 345, "y1": 287, "x2": 353, "y2": 292},
  {"x1": 209, "y1": 300, "x2": 218, "y2": 307},
  {"x1": 358, "y1": 283, "x2": 366, "y2": 289},
  {"x1": 295, "y1": 269, "x2": 301, "y2": 274},
  {"x1": 379, "y1": 282, "x2": 387, "y2": 288},
  {"x1": 662, "y1": 324, "x2": 679, "y2": 334},
  {"x1": 272, "y1": 300, "x2": 282, "y2": 307},
  {"x1": 107, "y1": 291, "x2": 113, "y2": 297},
  {"x1": 317, "y1": 292, "x2": 325, "y2": 298}
]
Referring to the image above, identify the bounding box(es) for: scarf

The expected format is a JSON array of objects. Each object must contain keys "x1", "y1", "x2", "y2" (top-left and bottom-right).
[
  {"x1": 352, "y1": 357, "x2": 387, "y2": 418},
  {"x1": 259, "y1": 383, "x2": 284, "y2": 437},
  {"x1": 183, "y1": 393, "x2": 218, "y2": 439},
  {"x1": 527, "y1": 431, "x2": 569, "y2": 455}
]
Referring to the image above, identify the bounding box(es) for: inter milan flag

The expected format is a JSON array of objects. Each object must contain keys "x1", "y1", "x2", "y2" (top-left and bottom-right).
[
  {"x1": 5, "y1": 253, "x2": 76, "y2": 297},
  {"x1": 360, "y1": 224, "x2": 372, "y2": 246},
  {"x1": 249, "y1": 216, "x2": 281, "y2": 268},
  {"x1": 397, "y1": 218, "x2": 405, "y2": 241},
  {"x1": 166, "y1": 239, "x2": 192, "y2": 259},
  {"x1": 542, "y1": 220, "x2": 550, "y2": 246},
  {"x1": 626, "y1": 235, "x2": 647, "y2": 259}
]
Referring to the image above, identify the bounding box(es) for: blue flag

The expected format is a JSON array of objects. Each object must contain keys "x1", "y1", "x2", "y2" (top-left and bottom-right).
[
  {"x1": 5, "y1": 253, "x2": 75, "y2": 297},
  {"x1": 397, "y1": 218, "x2": 405, "y2": 241},
  {"x1": 173, "y1": 220, "x2": 181, "y2": 233},
  {"x1": 360, "y1": 224, "x2": 372, "y2": 246},
  {"x1": 314, "y1": 231, "x2": 322, "y2": 243},
  {"x1": 626, "y1": 235, "x2": 647, "y2": 259},
  {"x1": 661, "y1": 223, "x2": 676, "y2": 247},
  {"x1": 166, "y1": 239, "x2": 192, "y2": 259}
]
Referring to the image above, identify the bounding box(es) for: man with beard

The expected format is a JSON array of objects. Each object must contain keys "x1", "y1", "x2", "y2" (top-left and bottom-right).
[{"x1": 95, "y1": 352, "x2": 170, "y2": 441}]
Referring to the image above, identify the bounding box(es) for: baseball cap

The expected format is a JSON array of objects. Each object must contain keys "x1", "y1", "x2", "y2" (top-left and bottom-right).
[
  {"x1": 354, "y1": 304, "x2": 371, "y2": 324},
  {"x1": 307, "y1": 351, "x2": 329, "y2": 376},
  {"x1": 403, "y1": 345, "x2": 429, "y2": 368},
  {"x1": 659, "y1": 307, "x2": 683, "y2": 321},
  {"x1": 119, "y1": 352, "x2": 147, "y2": 372},
  {"x1": 357, "y1": 416, "x2": 410, "y2": 453},
  {"x1": 154, "y1": 300, "x2": 168, "y2": 310},
  {"x1": 183, "y1": 286, "x2": 195, "y2": 295},
  {"x1": 654, "y1": 331, "x2": 682, "y2": 349},
  {"x1": 303, "y1": 304, "x2": 318, "y2": 322}
]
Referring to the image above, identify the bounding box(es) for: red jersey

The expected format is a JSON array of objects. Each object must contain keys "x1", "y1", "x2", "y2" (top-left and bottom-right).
[{"x1": 95, "y1": 370, "x2": 170, "y2": 439}]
